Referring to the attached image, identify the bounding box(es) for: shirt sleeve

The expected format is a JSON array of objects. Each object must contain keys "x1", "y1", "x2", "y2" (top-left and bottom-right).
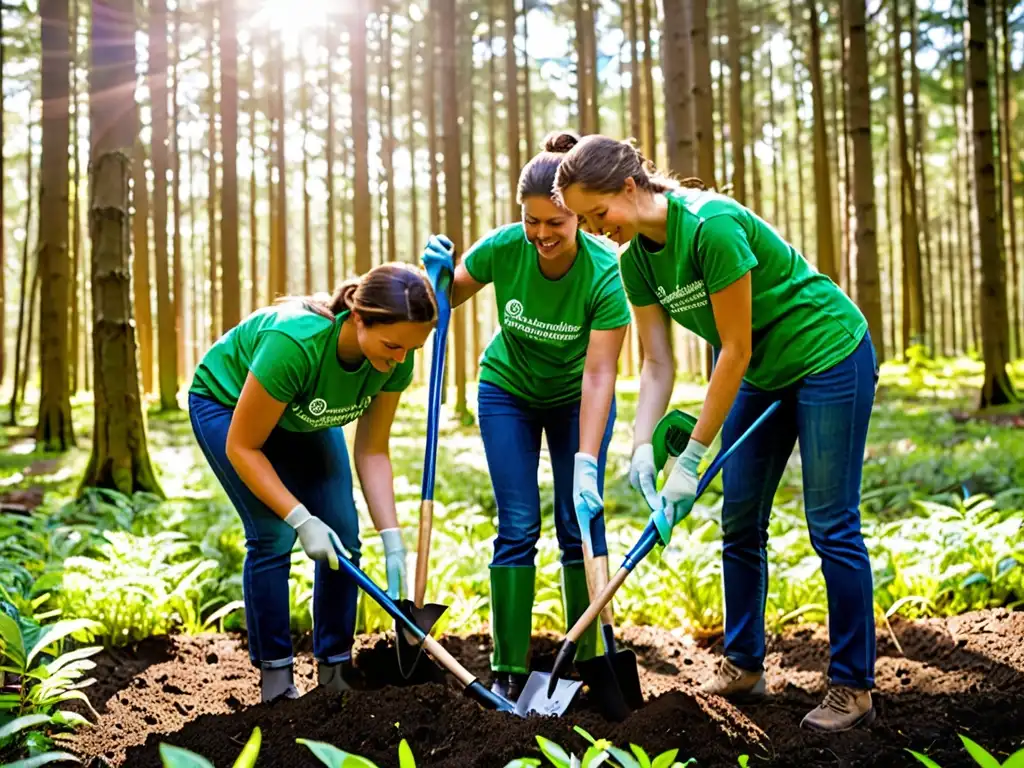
[
  {"x1": 462, "y1": 235, "x2": 495, "y2": 285},
  {"x1": 695, "y1": 214, "x2": 758, "y2": 294},
  {"x1": 381, "y1": 353, "x2": 415, "y2": 392},
  {"x1": 589, "y1": 268, "x2": 633, "y2": 331},
  {"x1": 249, "y1": 331, "x2": 313, "y2": 403},
  {"x1": 618, "y1": 246, "x2": 659, "y2": 307}
]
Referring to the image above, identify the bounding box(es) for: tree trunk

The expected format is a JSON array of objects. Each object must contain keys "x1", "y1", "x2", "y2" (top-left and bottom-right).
[
  {"x1": 300, "y1": 45, "x2": 312, "y2": 288},
  {"x1": 206, "y1": 4, "x2": 219, "y2": 341},
  {"x1": 488, "y1": 0, "x2": 498, "y2": 227},
  {"x1": 427, "y1": 6, "x2": 441, "y2": 233},
  {"x1": 727, "y1": 0, "x2": 745, "y2": 202},
  {"x1": 219, "y1": 0, "x2": 239, "y2": 330},
  {"x1": 151, "y1": 0, "x2": 176, "y2": 408},
  {"x1": 69, "y1": 1, "x2": 81, "y2": 393},
  {"x1": 505, "y1": 0, "x2": 520, "y2": 220},
  {"x1": 641, "y1": 0, "x2": 655, "y2": 159},
  {"x1": 692, "y1": 0, "x2": 715, "y2": 185},
  {"x1": 440, "y1": 0, "x2": 467, "y2": 417},
  {"x1": 521, "y1": 1, "x2": 533, "y2": 158},
  {"x1": 406, "y1": 22, "x2": 418, "y2": 260},
  {"x1": 351, "y1": 0, "x2": 371, "y2": 273},
  {"x1": 20, "y1": 262, "x2": 41, "y2": 407},
  {"x1": 132, "y1": 135, "x2": 153, "y2": 395},
  {"x1": 273, "y1": 31, "x2": 287, "y2": 292},
  {"x1": 718, "y1": 29, "x2": 727, "y2": 187},
  {"x1": 189, "y1": 135, "x2": 200, "y2": 369},
  {"x1": 9, "y1": 121, "x2": 34, "y2": 423},
  {"x1": 909, "y1": 0, "x2": 934, "y2": 352},
  {"x1": 37, "y1": 0, "x2": 74, "y2": 449},
  {"x1": 575, "y1": 0, "x2": 588, "y2": 133},
  {"x1": 769, "y1": 51, "x2": 783, "y2": 230},
  {"x1": 886, "y1": 111, "x2": 898, "y2": 356},
  {"x1": 627, "y1": 0, "x2": 641, "y2": 144},
  {"x1": 0, "y1": 13, "x2": 4, "y2": 392},
  {"x1": 951, "y1": 53, "x2": 967, "y2": 354},
  {"x1": 466, "y1": 27, "x2": 480, "y2": 373},
  {"x1": 172, "y1": 5, "x2": 184, "y2": 381},
  {"x1": 249, "y1": 56, "x2": 259, "y2": 312},
  {"x1": 662, "y1": 0, "x2": 694, "y2": 176},
  {"x1": 267, "y1": 28, "x2": 277, "y2": 299},
  {"x1": 619, "y1": 36, "x2": 627, "y2": 139},
  {"x1": 997, "y1": 0, "x2": 1018, "y2": 357},
  {"x1": 966, "y1": 0, "x2": 1018, "y2": 407},
  {"x1": 83, "y1": 0, "x2": 163, "y2": 496},
  {"x1": 791, "y1": 0, "x2": 807, "y2": 255},
  {"x1": 749, "y1": 36, "x2": 762, "y2": 214},
  {"x1": 384, "y1": 2, "x2": 396, "y2": 264},
  {"x1": 807, "y1": 0, "x2": 837, "y2": 281},
  {"x1": 326, "y1": 19, "x2": 336, "y2": 288},
  {"x1": 828, "y1": 41, "x2": 845, "y2": 289},
  {"x1": 846, "y1": 0, "x2": 884, "y2": 357}
]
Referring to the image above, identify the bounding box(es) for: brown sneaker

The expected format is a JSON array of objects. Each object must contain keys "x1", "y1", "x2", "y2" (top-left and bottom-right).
[
  {"x1": 800, "y1": 686, "x2": 876, "y2": 732},
  {"x1": 700, "y1": 657, "x2": 766, "y2": 701}
]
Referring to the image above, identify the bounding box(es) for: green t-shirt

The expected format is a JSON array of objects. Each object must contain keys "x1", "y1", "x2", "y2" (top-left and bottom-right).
[
  {"x1": 463, "y1": 224, "x2": 632, "y2": 406},
  {"x1": 619, "y1": 189, "x2": 867, "y2": 391},
  {"x1": 190, "y1": 303, "x2": 414, "y2": 432}
]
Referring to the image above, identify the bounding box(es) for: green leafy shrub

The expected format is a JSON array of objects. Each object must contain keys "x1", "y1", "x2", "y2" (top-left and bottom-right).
[{"x1": 907, "y1": 734, "x2": 1024, "y2": 767}]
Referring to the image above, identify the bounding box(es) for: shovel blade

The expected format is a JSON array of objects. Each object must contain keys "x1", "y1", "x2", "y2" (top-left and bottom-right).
[
  {"x1": 395, "y1": 599, "x2": 448, "y2": 680},
  {"x1": 608, "y1": 648, "x2": 644, "y2": 710},
  {"x1": 575, "y1": 655, "x2": 633, "y2": 722},
  {"x1": 515, "y1": 671, "x2": 583, "y2": 718}
]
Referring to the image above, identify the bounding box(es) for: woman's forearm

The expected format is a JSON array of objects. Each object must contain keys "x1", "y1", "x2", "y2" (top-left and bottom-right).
[
  {"x1": 226, "y1": 446, "x2": 301, "y2": 519},
  {"x1": 579, "y1": 370, "x2": 617, "y2": 457},
  {"x1": 690, "y1": 346, "x2": 750, "y2": 447},
  {"x1": 633, "y1": 359, "x2": 675, "y2": 449},
  {"x1": 354, "y1": 452, "x2": 400, "y2": 531}
]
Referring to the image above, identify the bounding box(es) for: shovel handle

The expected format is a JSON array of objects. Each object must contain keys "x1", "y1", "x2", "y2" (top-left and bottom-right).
[
  {"x1": 414, "y1": 499, "x2": 433, "y2": 606},
  {"x1": 567, "y1": 567, "x2": 630, "y2": 644}
]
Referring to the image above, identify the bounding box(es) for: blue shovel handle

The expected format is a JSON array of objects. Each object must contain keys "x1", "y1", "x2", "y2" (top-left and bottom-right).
[
  {"x1": 621, "y1": 400, "x2": 782, "y2": 572},
  {"x1": 421, "y1": 263, "x2": 453, "y2": 502}
]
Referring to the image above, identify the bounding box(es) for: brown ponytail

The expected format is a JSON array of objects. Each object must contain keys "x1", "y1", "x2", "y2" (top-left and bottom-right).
[{"x1": 276, "y1": 263, "x2": 438, "y2": 327}]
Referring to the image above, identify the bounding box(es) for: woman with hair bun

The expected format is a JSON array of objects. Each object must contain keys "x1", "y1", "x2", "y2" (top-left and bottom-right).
[
  {"x1": 555, "y1": 135, "x2": 879, "y2": 732},
  {"x1": 421, "y1": 131, "x2": 632, "y2": 702},
  {"x1": 188, "y1": 262, "x2": 438, "y2": 703}
]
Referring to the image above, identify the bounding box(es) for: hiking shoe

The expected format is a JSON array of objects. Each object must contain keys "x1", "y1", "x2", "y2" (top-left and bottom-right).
[
  {"x1": 318, "y1": 660, "x2": 356, "y2": 694},
  {"x1": 700, "y1": 657, "x2": 766, "y2": 700},
  {"x1": 800, "y1": 686, "x2": 876, "y2": 732}
]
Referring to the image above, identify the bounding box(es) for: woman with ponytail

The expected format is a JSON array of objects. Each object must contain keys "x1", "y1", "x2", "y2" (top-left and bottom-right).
[
  {"x1": 188, "y1": 263, "x2": 438, "y2": 702},
  {"x1": 420, "y1": 132, "x2": 632, "y2": 703},
  {"x1": 555, "y1": 135, "x2": 879, "y2": 733}
]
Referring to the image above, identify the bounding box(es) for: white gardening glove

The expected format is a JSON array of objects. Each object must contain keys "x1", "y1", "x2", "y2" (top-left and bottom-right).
[
  {"x1": 285, "y1": 504, "x2": 349, "y2": 570},
  {"x1": 629, "y1": 443, "x2": 660, "y2": 511},
  {"x1": 651, "y1": 438, "x2": 707, "y2": 546},
  {"x1": 380, "y1": 528, "x2": 407, "y2": 600}
]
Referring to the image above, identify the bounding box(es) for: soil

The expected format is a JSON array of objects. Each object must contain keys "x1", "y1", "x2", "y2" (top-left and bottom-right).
[{"x1": 69, "y1": 608, "x2": 1024, "y2": 768}]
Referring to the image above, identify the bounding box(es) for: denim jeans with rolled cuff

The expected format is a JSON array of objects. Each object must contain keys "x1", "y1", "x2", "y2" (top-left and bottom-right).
[
  {"x1": 188, "y1": 391, "x2": 361, "y2": 670},
  {"x1": 718, "y1": 331, "x2": 879, "y2": 689}
]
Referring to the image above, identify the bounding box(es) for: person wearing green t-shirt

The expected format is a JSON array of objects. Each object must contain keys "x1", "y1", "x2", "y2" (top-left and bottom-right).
[
  {"x1": 188, "y1": 263, "x2": 437, "y2": 703},
  {"x1": 420, "y1": 132, "x2": 632, "y2": 702},
  {"x1": 555, "y1": 135, "x2": 880, "y2": 733}
]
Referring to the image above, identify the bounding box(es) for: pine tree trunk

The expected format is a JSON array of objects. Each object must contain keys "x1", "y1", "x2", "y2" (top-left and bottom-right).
[
  {"x1": 727, "y1": 0, "x2": 744, "y2": 202},
  {"x1": 488, "y1": 0, "x2": 498, "y2": 227},
  {"x1": 325, "y1": 20, "x2": 336, "y2": 289},
  {"x1": 662, "y1": 0, "x2": 694, "y2": 176},
  {"x1": 619, "y1": 36, "x2": 627, "y2": 139},
  {"x1": 406, "y1": 23, "x2": 418, "y2": 260},
  {"x1": 273, "y1": 31, "x2": 287, "y2": 292},
  {"x1": 575, "y1": 0, "x2": 588, "y2": 133},
  {"x1": 427, "y1": 5, "x2": 441, "y2": 233},
  {"x1": 807, "y1": 0, "x2": 837, "y2": 281},
  {"x1": 692, "y1": 0, "x2": 715, "y2": 184},
  {"x1": 966, "y1": 0, "x2": 1018, "y2": 406},
  {"x1": 440, "y1": 0, "x2": 467, "y2": 417},
  {"x1": 791, "y1": 0, "x2": 807, "y2": 255},
  {"x1": 9, "y1": 125, "x2": 34, "y2": 423},
  {"x1": 219, "y1": 0, "x2": 239, "y2": 329},
  {"x1": 249, "y1": 56, "x2": 259, "y2": 312},
  {"x1": 505, "y1": 0, "x2": 521, "y2": 220},
  {"x1": 188, "y1": 135, "x2": 199, "y2": 369},
  {"x1": 172, "y1": 5, "x2": 184, "y2": 382},
  {"x1": 20, "y1": 257, "x2": 41, "y2": 407},
  {"x1": 300, "y1": 46, "x2": 312, "y2": 288},
  {"x1": 384, "y1": 2, "x2": 396, "y2": 264},
  {"x1": 466, "y1": 30, "x2": 480, "y2": 372},
  {"x1": 585, "y1": 0, "x2": 599, "y2": 133},
  {"x1": 207, "y1": 4, "x2": 219, "y2": 340},
  {"x1": 828, "y1": 43, "x2": 845, "y2": 289},
  {"x1": 69, "y1": 1, "x2": 81, "y2": 393},
  {"x1": 641, "y1": 0, "x2": 655, "y2": 159},
  {"x1": 749, "y1": 37, "x2": 762, "y2": 214},
  {"x1": 997, "y1": 0, "x2": 1018, "y2": 357},
  {"x1": 769, "y1": 52, "x2": 784, "y2": 230},
  {"x1": 83, "y1": 0, "x2": 163, "y2": 496},
  {"x1": 132, "y1": 135, "x2": 153, "y2": 395},
  {"x1": 951, "y1": 53, "x2": 967, "y2": 354},
  {"x1": 846, "y1": 0, "x2": 884, "y2": 357},
  {"x1": 151, "y1": 0, "x2": 173, "y2": 409},
  {"x1": 340, "y1": 140, "x2": 349, "y2": 273},
  {"x1": 267, "y1": 28, "x2": 277, "y2": 299},
  {"x1": 352, "y1": 0, "x2": 371, "y2": 273},
  {"x1": 521, "y1": 1, "x2": 533, "y2": 159},
  {"x1": 0, "y1": 14, "x2": 5, "y2": 391},
  {"x1": 37, "y1": 0, "x2": 74, "y2": 449},
  {"x1": 909, "y1": 0, "x2": 934, "y2": 352},
  {"x1": 627, "y1": 0, "x2": 641, "y2": 145}
]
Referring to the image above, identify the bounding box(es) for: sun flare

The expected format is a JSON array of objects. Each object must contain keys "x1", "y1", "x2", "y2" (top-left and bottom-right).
[{"x1": 251, "y1": 0, "x2": 329, "y2": 44}]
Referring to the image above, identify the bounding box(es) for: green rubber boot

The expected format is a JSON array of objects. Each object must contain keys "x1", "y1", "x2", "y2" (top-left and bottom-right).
[
  {"x1": 562, "y1": 563, "x2": 601, "y2": 662},
  {"x1": 489, "y1": 565, "x2": 536, "y2": 678}
]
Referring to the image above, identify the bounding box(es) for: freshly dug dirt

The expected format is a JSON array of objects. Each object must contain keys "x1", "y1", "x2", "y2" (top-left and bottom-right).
[{"x1": 70, "y1": 608, "x2": 1024, "y2": 767}]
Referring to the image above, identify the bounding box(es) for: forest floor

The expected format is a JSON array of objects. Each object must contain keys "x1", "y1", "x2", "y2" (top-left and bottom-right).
[{"x1": 70, "y1": 608, "x2": 1024, "y2": 768}]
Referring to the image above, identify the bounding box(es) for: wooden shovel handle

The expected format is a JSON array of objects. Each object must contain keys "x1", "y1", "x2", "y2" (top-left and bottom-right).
[{"x1": 414, "y1": 499, "x2": 433, "y2": 607}]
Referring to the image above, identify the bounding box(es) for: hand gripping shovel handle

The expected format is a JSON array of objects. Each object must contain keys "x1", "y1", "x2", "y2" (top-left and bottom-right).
[
  {"x1": 329, "y1": 539, "x2": 515, "y2": 713},
  {"x1": 415, "y1": 261, "x2": 454, "y2": 607},
  {"x1": 563, "y1": 400, "x2": 781, "y2": 646}
]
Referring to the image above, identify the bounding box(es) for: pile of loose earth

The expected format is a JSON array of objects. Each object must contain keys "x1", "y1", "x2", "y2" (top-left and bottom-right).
[{"x1": 71, "y1": 608, "x2": 1024, "y2": 767}]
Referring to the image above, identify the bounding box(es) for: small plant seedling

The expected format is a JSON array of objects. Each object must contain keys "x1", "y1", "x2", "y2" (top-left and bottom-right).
[
  {"x1": 298, "y1": 736, "x2": 418, "y2": 767},
  {"x1": 905, "y1": 734, "x2": 1024, "y2": 768},
  {"x1": 158, "y1": 726, "x2": 261, "y2": 768}
]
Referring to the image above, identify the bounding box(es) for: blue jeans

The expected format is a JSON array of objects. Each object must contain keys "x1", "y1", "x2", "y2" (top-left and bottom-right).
[
  {"x1": 188, "y1": 392, "x2": 362, "y2": 669},
  {"x1": 477, "y1": 381, "x2": 616, "y2": 567},
  {"x1": 720, "y1": 332, "x2": 879, "y2": 688}
]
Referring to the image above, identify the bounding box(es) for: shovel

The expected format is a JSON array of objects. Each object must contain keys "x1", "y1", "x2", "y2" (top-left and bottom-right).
[
  {"x1": 397, "y1": 252, "x2": 454, "y2": 679},
  {"x1": 330, "y1": 539, "x2": 517, "y2": 713},
  {"x1": 539, "y1": 400, "x2": 783, "y2": 707}
]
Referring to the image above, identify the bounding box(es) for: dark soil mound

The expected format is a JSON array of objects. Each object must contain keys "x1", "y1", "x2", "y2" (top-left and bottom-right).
[{"x1": 71, "y1": 609, "x2": 1024, "y2": 767}]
